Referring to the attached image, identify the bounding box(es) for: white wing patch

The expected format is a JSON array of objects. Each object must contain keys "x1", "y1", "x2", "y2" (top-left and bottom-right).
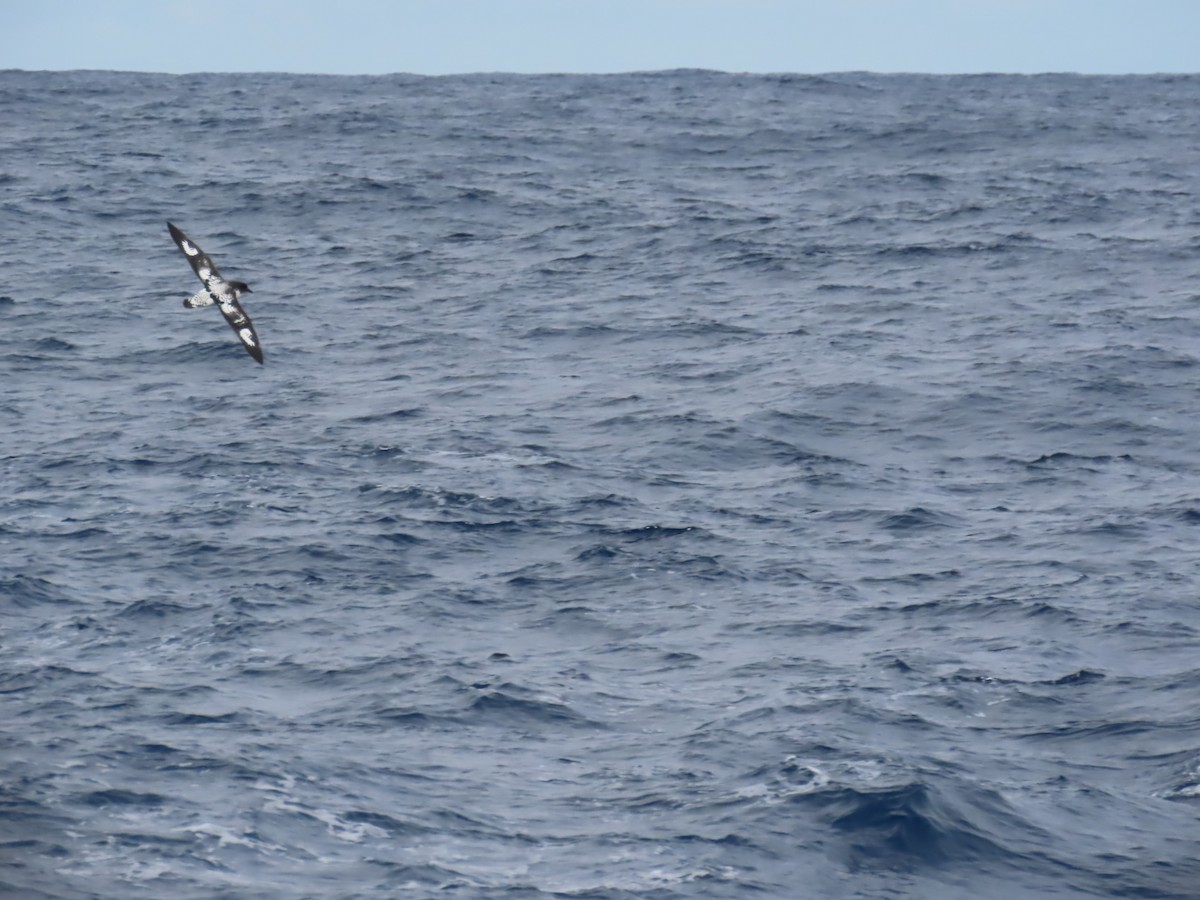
[
  {"x1": 239, "y1": 327, "x2": 257, "y2": 347},
  {"x1": 181, "y1": 239, "x2": 200, "y2": 256},
  {"x1": 185, "y1": 289, "x2": 215, "y2": 308}
]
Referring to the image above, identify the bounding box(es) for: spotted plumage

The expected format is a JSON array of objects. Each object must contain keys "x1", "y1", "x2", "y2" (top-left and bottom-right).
[{"x1": 167, "y1": 222, "x2": 263, "y2": 364}]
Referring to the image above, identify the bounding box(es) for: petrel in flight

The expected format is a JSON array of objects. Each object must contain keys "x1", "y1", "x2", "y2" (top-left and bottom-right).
[{"x1": 167, "y1": 222, "x2": 263, "y2": 364}]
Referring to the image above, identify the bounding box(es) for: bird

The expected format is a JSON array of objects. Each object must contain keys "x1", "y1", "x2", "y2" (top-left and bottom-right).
[{"x1": 167, "y1": 222, "x2": 263, "y2": 364}]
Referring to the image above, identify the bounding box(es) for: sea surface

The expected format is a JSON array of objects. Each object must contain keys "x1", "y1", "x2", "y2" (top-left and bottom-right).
[{"x1": 2, "y1": 69, "x2": 1200, "y2": 899}]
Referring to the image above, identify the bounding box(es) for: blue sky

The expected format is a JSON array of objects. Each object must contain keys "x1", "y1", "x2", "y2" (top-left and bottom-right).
[{"x1": 5, "y1": 0, "x2": 1199, "y2": 75}]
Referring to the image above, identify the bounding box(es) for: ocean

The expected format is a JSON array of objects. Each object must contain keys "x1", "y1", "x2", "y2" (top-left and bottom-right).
[{"x1": 2, "y1": 68, "x2": 1200, "y2": 899}]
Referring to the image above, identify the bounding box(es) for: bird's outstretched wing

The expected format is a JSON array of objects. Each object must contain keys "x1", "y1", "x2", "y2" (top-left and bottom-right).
[
  {"x1": 217, "y1": 294, "x2": 264, "y2": 364},
  {"x1": 167, "y1": 221, "x2": 225, "y2": 291}
]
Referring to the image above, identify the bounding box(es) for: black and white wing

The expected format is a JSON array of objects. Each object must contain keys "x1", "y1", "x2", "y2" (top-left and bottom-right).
[
  {"x1": 167, "y1": 222, "x2": 225, "y2": 291},
  {"x1": 216, "y1": 295, "x2": 264, "y2": 365}
]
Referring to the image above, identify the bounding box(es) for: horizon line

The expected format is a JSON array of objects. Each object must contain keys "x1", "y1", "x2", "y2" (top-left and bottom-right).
[{"x1": 5, "y1": 67, "x2": 1199, "y2": 79}]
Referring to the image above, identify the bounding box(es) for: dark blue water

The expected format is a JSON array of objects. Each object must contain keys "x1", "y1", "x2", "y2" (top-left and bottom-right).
[{"x1": 3, "y1": 69, "x2": 1200, "y2": 898}]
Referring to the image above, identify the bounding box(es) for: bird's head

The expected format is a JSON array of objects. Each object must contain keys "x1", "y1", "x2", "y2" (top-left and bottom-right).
[{"x1": 229, "y1": 280, "x2": 252, "y2": 296}]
